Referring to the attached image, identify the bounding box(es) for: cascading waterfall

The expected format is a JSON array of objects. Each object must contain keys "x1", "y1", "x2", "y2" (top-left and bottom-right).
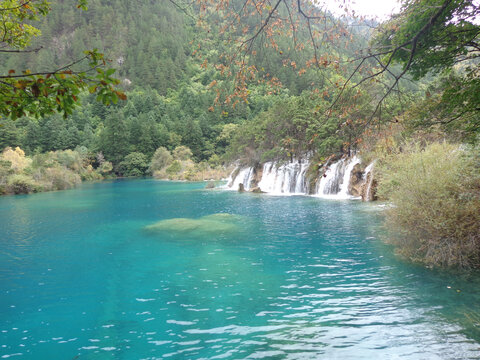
[
  {"x1": 316, "y1": 159, "x2": 345, "y2": 195},
  {"x1": 228, "y1": 166, "x2": 254, "y2": 191},
  {"x1": 363, "y1": 161, "x2": 375, "y2": 201},
  {"x1": 315, "y1": 156, "x2": 361, "y2": 199},
  {"x1": 227, "y1": 155, "x2": 366, "y2": 199},
  {"x1": 337, "y1": 156, "x2": 361, "y2": 198},
  {"x1": 257, "y1": 159, "x2": 310, "y2": 195}
]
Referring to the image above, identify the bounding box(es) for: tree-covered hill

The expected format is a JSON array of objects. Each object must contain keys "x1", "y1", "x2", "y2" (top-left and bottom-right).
[
  {"x1": 0, "y1": 0, "x2": 381, "y2": 170},
  {"x1": 0, "y1": 0, "x2": 189, "y2": 93}
]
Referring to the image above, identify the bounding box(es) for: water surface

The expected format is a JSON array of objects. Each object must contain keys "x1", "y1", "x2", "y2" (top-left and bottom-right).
[{"x1": 1, "y1": 180, "x2": 480, "y2": 359}]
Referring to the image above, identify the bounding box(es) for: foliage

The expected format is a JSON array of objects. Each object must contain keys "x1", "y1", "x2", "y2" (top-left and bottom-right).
[
  {"x1": 0, "y1": 146, "x2": 106, "y2": 194},
  {"x1": 149, "y1": 147, "x2": 173, "y2": 174},
  {"x1": 187, "y1": 0, "x2": 368, "y2": 107},
  {"x1": 117, "y1": 152, "x2": 149, "y2": 177},
  {"x1": 403, "y1": 71, "x2": 480, "y2": 143},
  {"x1": 172, "y1": 146, "x2": 193, "y2": 161},
  {"x1": 0, "y1": 0, "x2": 125, "y2": 119},
  {"x1": 0, "y1": 0, "x2": 187, "y2": 98},
  {"x1": 0, "y1": 1, "x2": 384, "y2": 170},
  {"x1": 165, "y1": 160, "x2": 183, "y2": 176},
  {"x1": 6, "y1": 174, "x2": 39, "y2": 194},
  {"x1": 96, "y1": 153, "x2": 113, "y2": 174},
  {"x1": 374, "y1": 0, "x2": 479, "y2": 79},
  {"x1": 1, "y1": 147, "x2": 31, "y2": 172},
  {"x1": 0, "y1": 83, "x2": 280, "y2": 174},
  {"x1": 377, "y1": 142, "x2": 480, "y2": 268},
  {"x1": 227, "y1": 92, "x2": 371, "y2": 165},
  {"x1": 40, "y1": 167, "x2": 82, "y2": 191},
  {"x1": 370, "y1": 0, "x2": 480, "y2": 138},
  {"x1": 150, "y1": 146, "x2": 228, "y2": 181}
]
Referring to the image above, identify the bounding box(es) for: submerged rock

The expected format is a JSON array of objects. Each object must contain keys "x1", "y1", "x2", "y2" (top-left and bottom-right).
[{"x1": 145, "y1": 213, "x2": 243, "y2": 236}]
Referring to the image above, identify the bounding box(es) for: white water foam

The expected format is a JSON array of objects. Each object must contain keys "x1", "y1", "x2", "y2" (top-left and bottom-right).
[
  {"x1": 315, "y1": 156, "x2": 361, "y2": 199},
  {"x1": 227, "y1": 155, "x2": 363, "y2": 200},
  {"x1": 257, "y1": 159, "x2": 309, "y2": 195}
]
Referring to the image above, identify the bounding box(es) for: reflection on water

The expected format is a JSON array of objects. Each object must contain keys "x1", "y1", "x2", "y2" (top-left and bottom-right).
[{"x1": 0, "y1": 179, "x2": 480, "y2": 359}]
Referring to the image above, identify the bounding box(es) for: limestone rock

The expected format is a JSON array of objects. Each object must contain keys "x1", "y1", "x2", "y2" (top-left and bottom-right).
[
  {"x1": 348, "y1": 163, "x2": 365, "y2": 197},
  {"x1": 205, "y1": 181, "x2": 215, "y2": 189},
  {"x1": 250, "y1": 186, "x2": 264, "y2": 193},
  {"x1": 250, "y1": 163, "x2": 264, "y2": 189}
]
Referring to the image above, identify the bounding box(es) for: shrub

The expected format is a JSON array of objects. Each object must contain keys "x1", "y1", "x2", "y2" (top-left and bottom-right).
[
  {"x1": 54, "y1": 149, "x2": 83, "y2": 171},
  {"x1": 208, "y1": 154, "x2": 221, "y2": 167},
  {"x1": 172, "y1": 146, "x2": 192, "y2": 161},
  {"x1": 97, "y1": 161, "x2": 113, "y2": 174},
  {"x1": 118, "y1": 152, "x2": 149, "y2": 177},
  {"x1": 165, "y1": 160, "x2": 182, "y2": 176},
  {"x1": 149, "y1": 147, "x2": 172, "y2": 174},
  {"x1": 0, "y1": 159, "x2": 13, "y2": 186},
  {"x1": 377, "y1": 142, "x2": 480, "y2": 268},
  {"x1": 30, "y1": 152, "x2": 57, "y2": 169},
  {"x1": 1, "y1": 147, "x2": 31, "y2": 172},
  {"x1": 42, "y1": 166, "x2": 82, "y2": 190},
  {"x1": 6, "y1": 174, "x2": 39, "y2": 194}
]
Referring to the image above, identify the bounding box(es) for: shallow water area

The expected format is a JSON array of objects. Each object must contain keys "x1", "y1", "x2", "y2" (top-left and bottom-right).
[{"x1": 1, "y1": 179, "x2": 480, "y2": 359}]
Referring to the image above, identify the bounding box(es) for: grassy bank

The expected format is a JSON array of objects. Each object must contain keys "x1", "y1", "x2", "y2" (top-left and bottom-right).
[
  {"x1": 0, "y1": 145, "x2": 229, "y2": 196},
  {"x1": 0, "y1": 147, "x2": 111, "y2": 195},
  {"x1": 375, "y1": 141, "x2": 480, "y2": 269}
]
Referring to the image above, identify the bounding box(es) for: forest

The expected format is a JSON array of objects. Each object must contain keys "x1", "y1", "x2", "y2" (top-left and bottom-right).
[{"x1": 1, "y1": 0, "x2": 479, "y2": 268}]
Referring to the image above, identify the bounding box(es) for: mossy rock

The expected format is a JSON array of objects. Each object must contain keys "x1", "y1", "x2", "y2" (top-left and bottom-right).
[
  {"x1": 205, "y1": 181, "x2": 216, "y2": 189},
  {"x1": 144, "y1": 213, "x2": 245, "y2": 237}
]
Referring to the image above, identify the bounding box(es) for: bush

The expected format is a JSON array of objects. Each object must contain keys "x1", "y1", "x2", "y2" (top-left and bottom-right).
[
  {"x1": 97, "y1": 161, "x2": 113, "y2": 174},
  {"x1": 54, "y1": 149, "x2": 83, "y2": 171},
  {"x1": 118, "y1": 152, "x2": 149, "y2": 177},
  {"x1": 6, "y1": 174, "x2": 39, "y2": 194},
  {"x1": 149, "y1": 147, "x2": 172, "y2": 174},
  {"x1": 30, "y1": 152, "x2": 57, "y2": 169},
  {"x1": 42, "y1": 166, "x2": 82, "y2": 190},
  {"x1": 0, "y1": 159, "x2": 13, "y2": 186},
  {"x1": 377, "y1": 142, "x2": 480, "y2": 268},
  {"x1": 172, "y1": 146, "x2": 192, "y2": 161},
  {"x1": 165, "y1": 160, "x2": 182, "y2": 175},
  {"x1": 1, "y1": 147, "x2": 31, "y2": 172}
]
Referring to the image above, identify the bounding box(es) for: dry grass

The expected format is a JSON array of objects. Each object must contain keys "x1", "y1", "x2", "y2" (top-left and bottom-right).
[{"x1": 377, "y1": 142, "x2": 480, "y2": 269}]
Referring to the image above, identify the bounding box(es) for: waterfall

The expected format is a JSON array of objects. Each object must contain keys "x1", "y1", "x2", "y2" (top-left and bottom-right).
[
  {"x1": 315, "y1": 156, "x2": 361, "y2": 199},
  {"x1": 363, "y1": 161, "x2": 375, "y2": 201},
  {"x1": 228, "y1": 166, "x2": 254, "y2": 191},
  {"x1": 257, "y1": 159, "x2": 310, "y2": 195},
  {"x1": 226, "y1": 155, "x2": 365, "y2": 200}
]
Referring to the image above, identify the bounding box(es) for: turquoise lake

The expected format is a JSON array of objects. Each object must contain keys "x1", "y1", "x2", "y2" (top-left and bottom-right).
[{"x1": 1, "y1": 179, "x2": 480, "y2": 359}]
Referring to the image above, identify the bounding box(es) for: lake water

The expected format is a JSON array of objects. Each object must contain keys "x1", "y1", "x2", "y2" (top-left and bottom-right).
[{"x1": 1, "y1": 179, "x2": 480, "y2": 359}]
